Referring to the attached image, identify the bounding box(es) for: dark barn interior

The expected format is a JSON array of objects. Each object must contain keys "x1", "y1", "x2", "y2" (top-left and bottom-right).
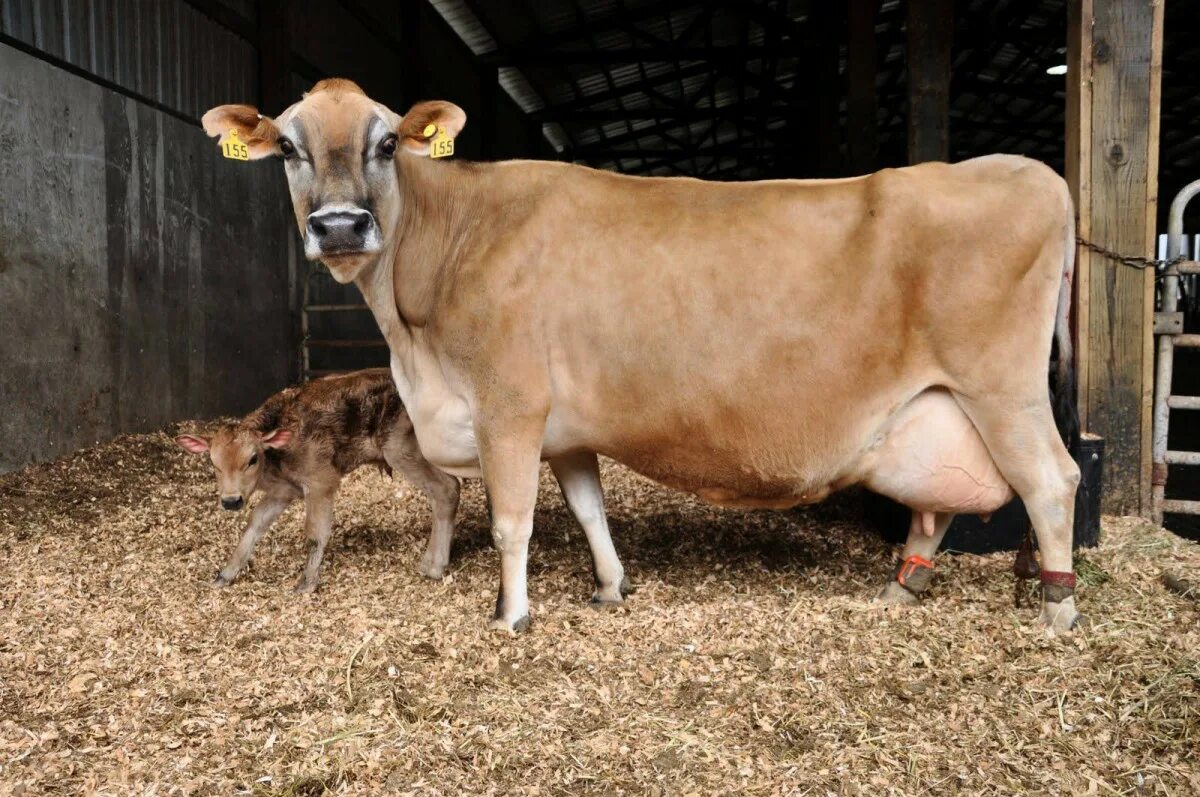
[{"x1": 1, "y1": 0, "x2": 1199, "y2": 527}]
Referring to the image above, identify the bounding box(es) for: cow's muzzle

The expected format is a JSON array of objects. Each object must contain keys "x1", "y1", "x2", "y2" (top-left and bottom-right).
[
  {"x1": 221, "y1": 496, "x2": 245, "y2": 511},
  {"x1": 305, "y1": 207, "x2": 379, "y2": 257}
]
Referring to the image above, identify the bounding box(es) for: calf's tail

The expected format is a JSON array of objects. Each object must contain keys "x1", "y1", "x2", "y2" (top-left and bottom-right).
[{"x1": 1051, "y1": 201, "x2": 1081, "y2": 458}]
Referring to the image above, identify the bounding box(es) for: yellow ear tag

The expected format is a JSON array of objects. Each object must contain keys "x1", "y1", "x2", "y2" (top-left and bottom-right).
[
  {"x1": 221, "y1": 129, "x2": 250, "y2": 161},
  {"x1": 428, "y1": 125, "x2": 454, "y2": 159}
]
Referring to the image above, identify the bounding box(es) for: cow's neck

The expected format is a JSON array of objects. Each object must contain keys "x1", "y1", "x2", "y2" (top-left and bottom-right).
[{"x1": 385, "y1": 156, "x2": 484, "y2": 328}]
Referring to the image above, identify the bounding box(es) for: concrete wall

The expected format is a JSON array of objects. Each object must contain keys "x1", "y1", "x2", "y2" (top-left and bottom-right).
[
  {"x1": 0, "y1": 44, "x2": 300, "y2": 471},
  {"x1": 0, "y1": 0, "x2": 555, "y2": 472}
]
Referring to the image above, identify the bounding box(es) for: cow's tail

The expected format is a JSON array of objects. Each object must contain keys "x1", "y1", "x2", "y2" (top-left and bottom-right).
[{"x1": 1051, "y1": 198, "x2": 1081, "y2": 458}]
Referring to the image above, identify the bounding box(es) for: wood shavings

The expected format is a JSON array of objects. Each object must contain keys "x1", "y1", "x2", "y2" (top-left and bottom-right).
[{"x1": 0, "y1": 430, "x2": 1198, "y2": 794}]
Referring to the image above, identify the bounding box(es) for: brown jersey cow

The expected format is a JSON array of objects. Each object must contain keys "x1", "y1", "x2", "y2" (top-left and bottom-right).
[{"x1": 203, "y1": 80, "x2": 1082, "y2": 634}]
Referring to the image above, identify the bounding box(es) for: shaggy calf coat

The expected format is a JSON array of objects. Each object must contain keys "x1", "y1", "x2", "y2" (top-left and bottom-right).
[{"x1": 176, "y1": 369, "x2": 460, "y2": 592}]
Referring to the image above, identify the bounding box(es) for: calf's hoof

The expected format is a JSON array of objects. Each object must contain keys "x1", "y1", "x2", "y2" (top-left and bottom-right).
[
  {"x1": 488, "y1": 614, "x2": 532, "y2": 634},
  {"x1": 417, "y1": 552, "x2": 448, "y2": 581},
  {"x1": 212, "y1": 572, "x2": 234, "y2": 588},
  {"x1": 872, "y1": 581, "x2": 919, "y2": 607},
  {"x1": 293, "y1": 578, "x2": 319, "y2": 595},
  {"x1": 1039, "y1": 598, "x2": 1086, "y2": 637}
]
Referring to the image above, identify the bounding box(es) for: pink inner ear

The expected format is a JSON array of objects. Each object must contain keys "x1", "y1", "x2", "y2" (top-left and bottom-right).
[
  {"x1": 262, "y1": 428, "x2": 293, "y2": 449},
  {"x1": 176, "y1": 435, "x2": 209, "y2": 454}
]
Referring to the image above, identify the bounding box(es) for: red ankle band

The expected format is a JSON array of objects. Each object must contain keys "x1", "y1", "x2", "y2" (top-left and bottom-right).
[
  {"x1": 895, "y1": 555, "x2": 935, "y2": 593},
  {"x1": 1040, "y1": 571, "x2": 1076, "y2": 589}
]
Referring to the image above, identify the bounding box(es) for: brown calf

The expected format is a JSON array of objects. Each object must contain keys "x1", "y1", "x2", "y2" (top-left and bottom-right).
[{"x1": 176, "y1": 369, "x2": 460, "y2": 592}]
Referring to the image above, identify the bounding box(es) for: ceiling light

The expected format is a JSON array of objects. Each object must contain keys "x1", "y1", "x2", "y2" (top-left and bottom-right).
[{"x1": 1046, "y1": 64, "x2": 1068, "y2": 76}]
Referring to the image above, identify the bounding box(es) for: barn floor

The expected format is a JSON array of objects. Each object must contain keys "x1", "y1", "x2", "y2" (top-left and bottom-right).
[{"x1": 0, "y1": 429, "x2": 1198, "y2": 796}]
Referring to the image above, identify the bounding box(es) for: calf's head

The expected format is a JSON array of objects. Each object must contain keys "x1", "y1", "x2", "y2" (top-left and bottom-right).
[
  {"x1": 202, "y1": 79, "x2": 466, "y2": 284},
  {"x1": 176, "y1": 427, "x2": 293, "y2": 510}
]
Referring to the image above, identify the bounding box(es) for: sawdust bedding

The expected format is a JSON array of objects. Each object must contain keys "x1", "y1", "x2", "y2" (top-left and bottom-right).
[{"x1": 0, "y1": 426, "x2": 1197, "y2": 796}]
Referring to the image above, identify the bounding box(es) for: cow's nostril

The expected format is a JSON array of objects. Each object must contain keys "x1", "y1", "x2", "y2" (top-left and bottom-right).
[
  {"x1": 308, "y1": 218, "x2": 327, "y2": 238},
  {"x1": 352, "y1": 214, "x2": 369, "y2": 235}
]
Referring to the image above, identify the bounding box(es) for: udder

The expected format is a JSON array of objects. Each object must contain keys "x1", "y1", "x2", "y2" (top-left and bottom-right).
[{"x1": 859, "y1": 389, "x2": 1014, "y2": 515}]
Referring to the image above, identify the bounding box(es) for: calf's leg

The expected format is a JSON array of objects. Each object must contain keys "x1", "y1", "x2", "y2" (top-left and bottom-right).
[
  {"x1": 215, "y1": 488, "x2": 297, "y2": 586},
  {"x1": 873, "y1": 511, "x2": 952, "y2": 606},
  {"x1": 387, "y1": 451, "x2": 461, "y2": 579},
  {"x1": 549, "y1": 451, "x2": 628, "y2": 604},
  {"x1": 295, "y1": 484, "x2": 338, "y2": 594}
]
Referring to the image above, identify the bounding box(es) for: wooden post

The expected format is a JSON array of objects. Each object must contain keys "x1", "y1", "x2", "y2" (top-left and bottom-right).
[
  {"x1": 847, "y1": 0, "x2": 878, "y2": 174},
  {"x1": 906, "y1": 0, "x2": 953, "y2": 164},
  {"x1": 256, "y1": 0, "x2": 291, "y2": 115},
  {"x1": 1066, "y1": 0, "x2": 1163, "y2": 516}
]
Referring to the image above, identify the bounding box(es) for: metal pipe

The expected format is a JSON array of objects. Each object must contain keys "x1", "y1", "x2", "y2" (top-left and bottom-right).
[{"x1": 1152, "y1": 180, "x2": 1200, "y2": 523}]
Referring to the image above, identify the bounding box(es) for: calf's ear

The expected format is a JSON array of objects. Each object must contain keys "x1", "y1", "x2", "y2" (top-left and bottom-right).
[
  {"x1": 176, "y1": 434, "x2": 210, "y2": 454},
  {"x1": 201, "y1": 104, "x2": 282, "y2": 159},
  {"x1": 261, "y1": 428, "x2": 293, "y2": 449},
  {"x1": 398, "y1": 101, "x2": 467, "y2": 156}
]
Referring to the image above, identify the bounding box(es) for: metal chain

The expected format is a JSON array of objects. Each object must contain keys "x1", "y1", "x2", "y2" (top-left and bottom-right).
[{"x1": 1075, "y1": 235, "x2": 1185, "y2": 271}]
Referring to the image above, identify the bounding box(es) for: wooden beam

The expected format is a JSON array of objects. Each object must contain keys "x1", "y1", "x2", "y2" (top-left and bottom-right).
[
  {"x1": 1066, "y1": 0, "x2": 1164, "y2": 516},
  {"x1": 847, "y1": 0, "x2": 879, "y2": 174},
  {"x1": 906, "y1": 0, "x2": 953, "y2": 163},
  {"x1": 483, "y1": 45, "x2": 774, "y2": 67}
]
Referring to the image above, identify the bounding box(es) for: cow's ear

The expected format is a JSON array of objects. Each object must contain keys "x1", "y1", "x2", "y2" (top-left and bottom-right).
[
  {"x1": 201, "y1": 104, "x2": 281, "y2": 159},
  {"x1": 398, "y1": 101, "x2": 467, "y2": 156},
  {"x1": 261, "y1": 428, "x2": 293, "y2": 449},
  {"x1": 176, "y1": 434, "x2": 210, "y2": 454}
]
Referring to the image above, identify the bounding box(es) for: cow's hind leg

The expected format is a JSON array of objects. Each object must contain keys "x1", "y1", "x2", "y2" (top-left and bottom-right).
[
  {"x1": 549, "y1": 451, "x2": 628, "y2": 605},
  {"x1": 953, "y1": 394, "x2": 1082, "y2": 635},
  {"x1": 874, "y1": 511, "x2": 952, "y2": 606}
]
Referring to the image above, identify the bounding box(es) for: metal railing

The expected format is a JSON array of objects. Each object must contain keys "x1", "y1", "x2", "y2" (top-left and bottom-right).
[
  {"x1": 1151, "y1": 179, "x2": 1200, "y2": 524},
  {"x1": 300, "y1": 266, "x2": 386, "y2": 381}
]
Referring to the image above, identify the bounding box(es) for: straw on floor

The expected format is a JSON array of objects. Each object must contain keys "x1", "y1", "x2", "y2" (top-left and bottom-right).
[{"x1": 0, "y1": 427, "x2": 1197, "y2": 795}]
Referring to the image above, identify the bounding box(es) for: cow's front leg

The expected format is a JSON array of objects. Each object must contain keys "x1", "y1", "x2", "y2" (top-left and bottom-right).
[
  {"x1": 549, "y1": 451, "x2": 628, "y2": 605},
  {"x1": 873, "y1": 511, "x2": 952, "y2": 606},
  {"x1": 214, "y1": 488, "x2": 297, "y2": 586},
  {"x1": 295, "y1": 483, "x2": 338, "y2": 594},
  {"x1": 477, "y1": 418, "x2": 545, "y2": 633}
]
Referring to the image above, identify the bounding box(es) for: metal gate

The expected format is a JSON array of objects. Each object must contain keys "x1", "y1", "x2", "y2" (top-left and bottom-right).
[
  {"x1": 300, "y1": 264, "x2": 388, "y2": 381},
  {"x1": 1151, "y1": 180, "x2": 1200, "y2": 524}
]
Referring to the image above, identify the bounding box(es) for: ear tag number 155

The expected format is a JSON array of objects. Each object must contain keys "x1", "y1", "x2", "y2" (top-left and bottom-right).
[
  {"x1": 424, "y1": 124, "x2": 455, "y2": 159},
  {"x1": 221, "y1": 129, "x2": 250, "y2": 161}
]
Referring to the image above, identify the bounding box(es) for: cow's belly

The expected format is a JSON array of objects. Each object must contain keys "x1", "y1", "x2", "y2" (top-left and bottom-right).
[{"x1": 856, "y1": 388, "x2": 1014, "y2": 514}]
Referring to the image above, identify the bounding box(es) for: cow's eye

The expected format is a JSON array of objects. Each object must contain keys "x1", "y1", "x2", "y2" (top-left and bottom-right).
[
  {"x1": 278, "y1": 138, "x2": 296, "y2": 159},
  {"x1": 379, "y1": 135, "x2": 398, "y2": 159},
  {"x1": 247, "y1": 454, "x2": 259, "y2": 468}
]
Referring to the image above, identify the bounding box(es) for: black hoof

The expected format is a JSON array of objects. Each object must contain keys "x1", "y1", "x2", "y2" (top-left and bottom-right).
[{"x1": 619, "y1": 575, "x2": 635, "y2": 596}]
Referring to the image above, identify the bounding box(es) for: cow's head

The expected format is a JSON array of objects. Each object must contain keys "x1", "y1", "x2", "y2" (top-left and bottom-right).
[
  {"x1": 202, "y1": 79, "x2": 466, "y2": 283},
  {"x1": 176, "y1": 426, "x2": 293, "y2": 510}
]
